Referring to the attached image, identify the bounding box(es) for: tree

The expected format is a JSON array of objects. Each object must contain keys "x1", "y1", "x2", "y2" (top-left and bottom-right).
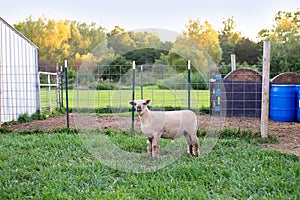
[
  {"x1": 14, "y1": 17, "x2": 108, "y2": 66},
  {"x1": 165, "y1": 19, "x2": 220, "y2": 74},
  {"x1": 234, "y1": 38, "x2": 262, "y2": 66},
  {"x1": 258, "y1": 10, "x2": 300, "y2": 77},
  {"x1": 107, "y1": 29, "x2": 171, "y2": 65},
  {"x1": 167, "y1": 36, "x2": 218, "y2": 75},
  {"x1": 183, "y1": 19, "x2": 222, "y2": 64},
  {"x1": 218, "y1": 17, "x2": 242, "y2": 64}
]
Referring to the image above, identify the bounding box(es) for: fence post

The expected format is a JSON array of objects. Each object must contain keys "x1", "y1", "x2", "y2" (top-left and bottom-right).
[
  {"x1": 131, "y1": 61, "x2": 136, "y2": 132},
  {"x1": 261, "y1": 41, "x2": 271, "y2": 138},
  {"x1": 231, "y1": 54, "x2": 236, "y2": 72},
  {"x1": 60, "y1": 66, "x2": 64, "y2": 108},
  {"x1": 47, "y1": 74, "x2": 52, "y2": 112},
  {"x1": 65, "y1": 60, "x2": 70, "y2": 129},
  {"x1": 187, "y1": 60, "x2": 191, "y2": 110},
  {"x1": 140, "y1": 65, "x2": 143, "y2": 100},
  {"x1": 56, "y1": 63, "x2": 61, "y2": 110}
]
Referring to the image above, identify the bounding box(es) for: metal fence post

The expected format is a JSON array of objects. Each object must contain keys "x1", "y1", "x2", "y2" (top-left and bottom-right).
[
  {"x1": 140, "y1": 65, "x2": 143, "y2": 100},
  {"x1": 65, "y1": 60, "x2": 70, "y2": 129},
  {"x1": 131, "y1": 61, "x2": 136, "y2": 132},
  {"x1": 187, "y1": 60, "x2": 191, "y2": 110},
  {"x1": 60, "y1": 66, "x2": 64, "y2": 108}
]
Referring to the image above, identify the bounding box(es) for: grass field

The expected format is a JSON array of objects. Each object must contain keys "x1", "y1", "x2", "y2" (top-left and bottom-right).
[
  {"x1": 0, "y1": 128, "x2": 299, "y2": 199},
  {"x1": 40, "y1": 85, "x2": 210, "y2": 112}
]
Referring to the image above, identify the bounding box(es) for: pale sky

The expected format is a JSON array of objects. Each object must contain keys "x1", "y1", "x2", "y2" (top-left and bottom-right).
[{"x1": 1, "y1": 0, "x2": 299, "y2": 41}]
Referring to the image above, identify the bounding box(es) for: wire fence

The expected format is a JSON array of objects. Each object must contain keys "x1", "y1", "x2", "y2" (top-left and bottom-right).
[
  {"x1": 36, "y1": 64, "x2": 266, "y2": 116},
  {"x1": 2, "y1": 63, "x2": 270, "y2": 132},
  {"x1": 66, "y1": 64, "x2": 214, "y2": 114}
]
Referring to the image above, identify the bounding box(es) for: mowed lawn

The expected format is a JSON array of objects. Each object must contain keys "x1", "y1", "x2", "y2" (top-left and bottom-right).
[
  {"x1": 0, "y1": 129, "x2": 299, "y2": 199},
  {"x1": 40, "y1": 85, "x2": 210, "y2": 111}
]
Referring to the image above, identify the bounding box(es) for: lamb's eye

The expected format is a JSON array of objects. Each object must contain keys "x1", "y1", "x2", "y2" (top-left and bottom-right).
[
  {"x1": 134, "y1": 103, "x2": 137, "y2": 106},
  {"x1": 143, "y1": 102, "x2": 147, "y2": 105}
]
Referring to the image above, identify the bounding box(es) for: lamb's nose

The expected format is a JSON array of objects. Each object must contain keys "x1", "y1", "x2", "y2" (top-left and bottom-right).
[{"x1": 137, "y1": 106, "x2": 142, "y2": 112}]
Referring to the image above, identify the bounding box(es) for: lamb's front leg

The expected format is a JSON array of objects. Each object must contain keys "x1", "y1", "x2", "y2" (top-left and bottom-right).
[
  {"x1": 152, "y1": 133, "x2": 161, "y2": 159},
  {"x1": 147, "y1": 137, "x2": 153, "y2": 157}
]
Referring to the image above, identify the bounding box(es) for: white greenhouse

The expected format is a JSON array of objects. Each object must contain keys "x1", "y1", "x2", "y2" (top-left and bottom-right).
[{"x1": 0, "y1": 17, "x2": 40, "y2": 124}]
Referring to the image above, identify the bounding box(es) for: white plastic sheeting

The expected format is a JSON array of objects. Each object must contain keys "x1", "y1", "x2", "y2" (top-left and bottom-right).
[{"x1": 0, "y1": 17, "x2": 39, "y2": 123}]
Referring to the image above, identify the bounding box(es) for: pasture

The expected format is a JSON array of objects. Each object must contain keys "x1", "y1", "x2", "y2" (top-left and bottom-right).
[
  {"x1": 0, "y1": 128, "x2": 299, "y2": 199},
  {"x1": 40, "y1": 85, "x2": 210, "y2": 112}
]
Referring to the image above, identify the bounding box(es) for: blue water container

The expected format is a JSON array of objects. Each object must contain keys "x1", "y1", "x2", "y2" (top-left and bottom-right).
[
  {"x1": 270, "y1": 85, "x2": 297, "y2": 122},
  {"x1": 297, "y1": 86, "x2": 300, "y2": 122}
]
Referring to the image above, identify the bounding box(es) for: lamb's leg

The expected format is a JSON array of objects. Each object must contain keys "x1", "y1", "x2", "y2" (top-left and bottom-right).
[
  {"x1": 147, "y1": 137, "x2": 153, "y2": 157},
  {"x1": 152, "y1": 134, "x2": 161, "y2": 159},
  {"x1": 192, "y1": 137, "x2": 200, "y2": 157},
  {"x1": 184, "y1": 132, "x2": 193, "y2": 155},
  {"x1": 188, "y1": 144, "x2": 193, "y2": 155},
  {"x1": 184, "y1": 132, "x2": 200, "y2": 157}
]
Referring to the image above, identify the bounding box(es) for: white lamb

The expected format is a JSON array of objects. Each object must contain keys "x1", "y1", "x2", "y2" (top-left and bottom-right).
[{"x1": 129, "y1": 99, "x2": 199, "y2": 159}]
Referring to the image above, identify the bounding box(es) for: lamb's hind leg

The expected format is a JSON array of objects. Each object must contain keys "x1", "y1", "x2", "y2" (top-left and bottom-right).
[
  {"x1": 184, "y1": 132, "x2": 193, "y2": 155},
  {"x1": 184, "y1": 132, "x2": 199, "y2": 157},
  {"x1": 192, "y1": 137, "x2": 200, "y2": 157}
]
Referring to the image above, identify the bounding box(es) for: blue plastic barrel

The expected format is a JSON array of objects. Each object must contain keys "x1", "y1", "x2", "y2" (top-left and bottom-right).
[
  {"x1": 297, "y1": 86, "x2": 300, "y2": 122},
  {"x1": 270, "y1": 85, "x2": 296, "y2": 122}
]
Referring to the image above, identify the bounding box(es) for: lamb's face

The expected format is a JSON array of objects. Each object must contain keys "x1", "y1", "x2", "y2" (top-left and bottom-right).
[{"x1": 129, "y1": 99, "x2": 151, "y2": 115}]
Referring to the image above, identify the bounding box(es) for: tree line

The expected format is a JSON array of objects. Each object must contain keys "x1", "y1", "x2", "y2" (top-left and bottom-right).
[{"x1": 14, "y1": 10, "x2": 300, "y2": 78}]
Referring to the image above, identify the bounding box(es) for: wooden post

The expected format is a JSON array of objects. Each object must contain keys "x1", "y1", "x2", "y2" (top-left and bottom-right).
[
  {"x1": 261, "y1": 41, "x2": 271, "y2": 138},
  {"x1": 231, "y1": 54, "x2": 236, "y2": 71}
]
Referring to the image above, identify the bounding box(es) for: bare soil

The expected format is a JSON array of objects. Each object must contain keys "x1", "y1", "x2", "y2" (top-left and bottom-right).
[{"x1": 8, "y1": 114, "x2": 300, "y2": 157}]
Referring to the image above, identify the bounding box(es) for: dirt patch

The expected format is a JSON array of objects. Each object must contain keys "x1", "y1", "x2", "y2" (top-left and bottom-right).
[
  {"x1": 223, "y1": 68, "x2": 262, "y2": 82},
  {"x1": 7, "y1": 114, "x2": 300, "y2": 157},
  {"x1": 271, "y1": 72, "x2": 300, "y2": 83}
]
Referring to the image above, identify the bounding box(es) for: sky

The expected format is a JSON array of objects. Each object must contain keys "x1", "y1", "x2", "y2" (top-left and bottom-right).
[{"x1": 1, "y1": 0, "x2": 299, "y2": 41}]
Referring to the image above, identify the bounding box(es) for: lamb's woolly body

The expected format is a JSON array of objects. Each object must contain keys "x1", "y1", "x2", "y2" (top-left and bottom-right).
[{"x1": 139, "y1": 109, "x2": 197, "y2": 140}]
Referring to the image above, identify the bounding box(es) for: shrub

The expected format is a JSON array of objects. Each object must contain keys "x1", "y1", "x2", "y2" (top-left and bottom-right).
[
  {"x1": 157, "y1": 74, "x2": 187, "y2": 90},
  {"x1": 31, "y1": 110, "x2": 47, "y2": 120},
  {"x1": 190, "y1": 74, "x2": 208, "y2": 90},
  {"x1": 17, "y1": 112, "x2": 32, "y2": 123},
  {"x1": 96, "y1": 81, "x2": 116, "y2": 90}
]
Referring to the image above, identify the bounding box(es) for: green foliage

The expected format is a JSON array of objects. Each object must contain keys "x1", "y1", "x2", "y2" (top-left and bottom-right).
[
  {"x1": 234, "y1": 38, "x2": 262, "y2": 65},
  {"x1": 17, "y1": 112, "x2": 33, "y2": 123},
  {"x1": 183, "y1": 19, "x2": 222, "y2": 64},
  {"x1": 16, "y1": 110, "x2": 63, "y2": 124},
  {"x1": 0, "y1": 129, "x2": 299, "y2": 199},
  {"x1": 14, "y1": 17, "x2": 107, "y2": 65},
  {"x1": 95, "y1": 79, "x2": 116, "y2": 90},
  {"x1": 258, "y1": 10, "x2": 300, "y2": 77},
  {"x1": 157, "y1": 74, "x2": 187, "y2": 90},
  {"x1": 123, "y1": 48, "x2": 170, "y2": 65},
  {"x1": 0, "y1": 127, "x2": 13, "y2": 134},
  {"x1": 31, "y1": 110, "x2": 47, "y2": 120},
  {"x1": 97, "y1": 56, "x2": 132, "y2": 82},
  {"x1": 218, "y1": 17, "x2": 242, "y2": 64},
  {"x1": 219, "y1": 17, "x2": 261, "y2": 65},
  {"x1": 190, "y1": 74, "x2": 208, "y2": 90},
  {"x1": 67, "y1": 68, "x2": 76, "y2": 84},
  {"x1": 157, "y1": 73, "x2": 208, "y2": 90},
  {"x1": 219, "y1": 127, "x2": 279, "y2": 144}
]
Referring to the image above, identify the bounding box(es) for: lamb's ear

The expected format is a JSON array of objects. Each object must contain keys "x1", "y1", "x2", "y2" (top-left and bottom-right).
[
  {"x1": 145, "y1": 99, "x2": 151, "y2": 105},
  {"x1": 129, "y1": 101, "x2": 135, "y2": 105}
]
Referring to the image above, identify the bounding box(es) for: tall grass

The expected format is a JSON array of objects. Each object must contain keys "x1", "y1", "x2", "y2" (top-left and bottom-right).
[{"x1": 0, "y1": 129, "x2": 299, "y2": 199}]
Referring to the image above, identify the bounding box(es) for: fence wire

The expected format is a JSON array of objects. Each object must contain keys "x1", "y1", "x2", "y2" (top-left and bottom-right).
[{"x1": 2, "y1": 64, "x2": 267, "y2": 132}]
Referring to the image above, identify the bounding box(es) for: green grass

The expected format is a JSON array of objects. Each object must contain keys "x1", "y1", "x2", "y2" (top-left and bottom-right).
[
  {"x1": 40, "y1": 85, "x2": 210, "y2": 112},
  {"x1": 0, "y1": 129, "x2": 299, "y2": 199}
]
